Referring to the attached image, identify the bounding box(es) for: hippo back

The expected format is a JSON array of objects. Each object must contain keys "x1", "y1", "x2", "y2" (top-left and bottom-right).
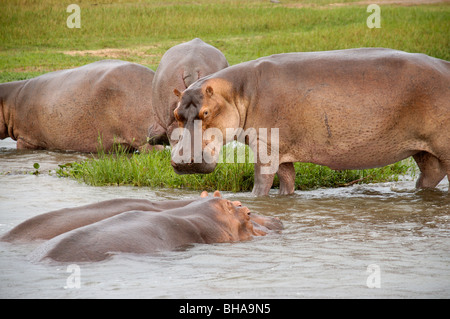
[
  {"x1": 9, "y1": 60, "x2": 155, "y2": 152},
  {"x1": 151, "y1": 38, "x2": 228, "y2": 145}
]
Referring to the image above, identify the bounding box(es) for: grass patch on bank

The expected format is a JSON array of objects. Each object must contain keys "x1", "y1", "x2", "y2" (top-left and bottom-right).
[
  {"x1": 56, "y1": 145, "x2": 255, "y2": 192},
  {"x1": 56, "y1": 144, "x2": 417, "y2": 192}
]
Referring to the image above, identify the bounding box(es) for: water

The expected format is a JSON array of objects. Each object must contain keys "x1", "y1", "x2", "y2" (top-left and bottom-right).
[{"x1": 0, "y1": 137, "x2": 449, "y2": 298}]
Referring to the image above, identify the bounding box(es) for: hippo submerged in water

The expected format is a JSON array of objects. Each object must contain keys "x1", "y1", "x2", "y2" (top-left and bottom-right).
[
  {"x1": 148, "y1": 38, "x2": 229, "y2": 146},
  {"x1": 0, "y1": 60, "x2": 157, "y2": 152},
  {"x1": 1, "y1": 191, "x2": 282, "y2": 263},
  {"x1": 165, "y1": 48, "x2": 450, "y2": 196}
]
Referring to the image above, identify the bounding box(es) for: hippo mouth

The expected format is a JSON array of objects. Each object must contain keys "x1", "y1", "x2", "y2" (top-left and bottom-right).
[{"x1": 171, "y1": 160, "x2": 217, "y2": 175}]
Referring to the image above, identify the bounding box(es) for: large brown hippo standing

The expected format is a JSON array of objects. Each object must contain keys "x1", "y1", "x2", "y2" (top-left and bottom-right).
[
  {"x1": 168, "y1": 48, "x2": 450, "y2": 196},
  {"x1": 2, "y1": 191, "x2": 282, "y2": 263},
  {"x1": 0, "y1": 60, "x2": 156, "y2": 152},
  {"x1": 148, "y1": 38, "x2": 229, "y2": 145}
]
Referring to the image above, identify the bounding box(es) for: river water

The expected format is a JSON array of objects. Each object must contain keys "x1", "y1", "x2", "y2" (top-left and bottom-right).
[{"x1": 0, "y1": 137, "x2": 448, "y2": 298}]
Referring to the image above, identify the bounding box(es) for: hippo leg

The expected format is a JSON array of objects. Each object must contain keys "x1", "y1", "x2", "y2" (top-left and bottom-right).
[
  {"x1": 413, "y1": 151, "x2": 447, "y2": 189},
  {"x1": 252, "y1": 163, "x2": 275, "y2": 196},
  {"x1": 16, "y1": 138, "x2": 42, "y2": 150},
  {"x1": 277, "y1": 162, "x2": 295, "y2": 195}
]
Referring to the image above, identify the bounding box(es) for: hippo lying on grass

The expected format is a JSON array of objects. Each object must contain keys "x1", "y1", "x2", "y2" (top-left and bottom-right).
[
  {"x1": 1, "y1": 191, "x2": 282, "y2": 263},
  {"x1": 168, "y1": 48, "x2": 450, "y2": 196},
  {"x1": 148, "y1": 38, "x2": 229, "y2": 146},
  {"x1": 0, "y1": 60, "x2": 156, "y2": 152}
]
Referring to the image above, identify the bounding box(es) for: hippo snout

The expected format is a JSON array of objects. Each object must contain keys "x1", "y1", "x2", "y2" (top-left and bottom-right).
[
  {"x1": 263, "y1": 216, "x2": 284, "y2": 231},
  {"x1": 250, "y1": 214, "x2": 284, "y2": 233},
  {"x1": 171, "y1": 160, "x2": 217, "y2": 175}
]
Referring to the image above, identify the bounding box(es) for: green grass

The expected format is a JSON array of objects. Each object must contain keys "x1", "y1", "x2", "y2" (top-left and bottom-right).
[
  {"x1": 1, "y1": 1, "x2": 448, "y2": 81},
  {"x1": 56, "y1": 144, "x2": 256, "y2": 192},
  {"x1": 2, "y1": 0, "x2": 442, "y2": 191},
  {"x1": 56, "y1": 143, "x2": 417, "y2": 192},
  {"x1": 290, "y1": 160, "x2": 416, "y2": 191}
]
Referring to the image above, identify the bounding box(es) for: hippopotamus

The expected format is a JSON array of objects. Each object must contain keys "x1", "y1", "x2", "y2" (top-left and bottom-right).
[
  {"x1": 148, "y1": 38, "x2": 229, "y2": 146},
  {"x1": 2, "y1": 191, "x2": 282, "y2": 263},
  {"x1": 1, "y1": 197, "x2": 197, "y2": 243},
  {"x1": 0, "y1": 60, "x2": 157, "y2": 152},
  {"x1": 170, "y1": 48, "x2": 450, "y2": 196}
]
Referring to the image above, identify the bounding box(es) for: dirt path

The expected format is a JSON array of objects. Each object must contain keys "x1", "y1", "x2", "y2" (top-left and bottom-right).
[
  {"x1": 62, "y1": 47, "x2": 161, "y2": 66},
  {"x1": 285, "y1": 0, "x2": 449, "y2": 8},
  {"x1": 331, "y1": 0, "x2": 449, "y2": 6}
]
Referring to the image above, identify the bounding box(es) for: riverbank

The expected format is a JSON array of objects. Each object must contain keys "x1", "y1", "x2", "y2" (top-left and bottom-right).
[{"x1": 55, "y1": 143, "x2": 418, "y2": 192}]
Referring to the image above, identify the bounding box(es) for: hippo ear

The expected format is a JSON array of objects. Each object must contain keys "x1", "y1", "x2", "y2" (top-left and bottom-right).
[
  {"x1": 200, "y1": 191, "x2": 208, "y2": 198},
  {"x1": 213, "y1": 190, "x2": 221, "y2": 198},
  {"x1": 173, "y1": 89, "x2": 182, "y2": 99},
  {"x1": 205, "y1": 86, "x2": 214, "y2": 98}
]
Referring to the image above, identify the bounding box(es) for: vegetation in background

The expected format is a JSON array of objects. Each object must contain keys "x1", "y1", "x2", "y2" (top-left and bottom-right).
[{"x1": 1, "y1": 0, "x2": 448, "y2": 82}]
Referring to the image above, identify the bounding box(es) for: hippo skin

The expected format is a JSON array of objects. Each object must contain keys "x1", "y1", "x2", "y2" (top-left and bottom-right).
[
  {"x1": 170, "y1": 48, "x2": 450, "y2": 196},
  {"x1": 0, "y1": 60, "x2": 156, "y2": 152},
  {"x1": 1, "y1": 198, "x2": 196, "y2": 243},
  {"x1": 1, "y1": 192, "x2": 282, "y2": 263},
  {"x1": 148, "y1": 38, "x2": 229, "y2": 146}
]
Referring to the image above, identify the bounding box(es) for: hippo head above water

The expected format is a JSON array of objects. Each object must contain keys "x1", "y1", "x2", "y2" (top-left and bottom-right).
[
  {"x1": 201, "y1": 191, "x2": 283, "y2": 242},
  {"x1": 5, "y1": 190, "x2": 282, "y2": 263}
]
